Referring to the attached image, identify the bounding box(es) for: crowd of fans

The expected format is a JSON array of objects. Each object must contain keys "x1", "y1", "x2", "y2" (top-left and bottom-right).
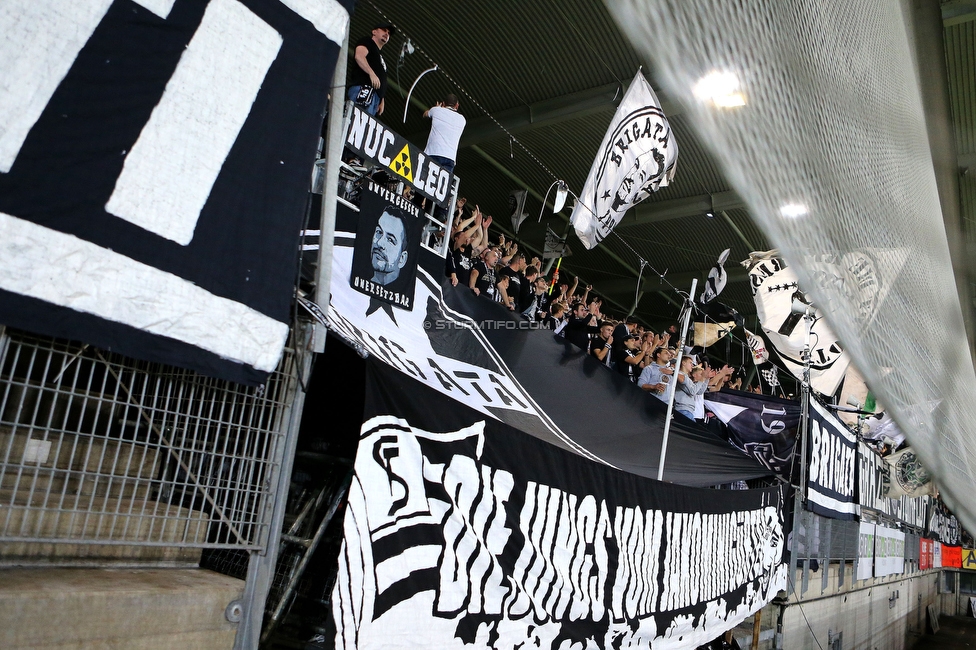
[
  {"x1": 339, "y1": 26, "x2": 755, "y2": 426},
  {"x1": 443, "y1": 197, "x2": 754, "y2": 425}
]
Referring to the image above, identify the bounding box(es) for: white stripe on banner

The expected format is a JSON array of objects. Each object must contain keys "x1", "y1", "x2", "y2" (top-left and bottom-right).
[
  {"x1": 106, "y1": 0, "x2": 282, "y2": 245},
  {"x1": 0, "y1": 211, "x2": 288, "y2": 371},
  {"x1": 278, "y1": 0, "x2": 348, "y2": 43},
  {"x1": 0, "y1": 0, "x2": 113, "y2": 173},
  {"x1": 131, "y1": 0, "x2": 176, "y2": 19},
  {"x1": 375, "y1": 545, "x2": 441, "y2": 592},
  {"x1": 807, "y1": 489, "x2": 859, "y2": 517}
]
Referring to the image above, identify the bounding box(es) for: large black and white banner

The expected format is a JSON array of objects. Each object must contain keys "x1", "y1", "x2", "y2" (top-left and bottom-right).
[
  {"x1": 0, "y1": 0, "x2": 352, "y2": 384},
  {"x1": 858, "y1": 441, "x2": 930, "y2": 528},
  {"x1": 570, "y1": 71, "x2": 678, "y2": 249},
  {"x1": 928, "y1": 502, "x2": 961, "y2": 545},
  {"x1": 745, "y1": 254, "x2": 850, "y2": 396},
  {"x1": 806, "y1": 400, "x2": 858, "y2": 520},
  {"x1": 328, "y1": 202, "x2": 772, "y2": 487},
  {"x1": 703, "y1": 391, "x2": 800, "y2": 478},
  {"x1": 333, "y1": 363, "x2": 788, "y2": 649}
]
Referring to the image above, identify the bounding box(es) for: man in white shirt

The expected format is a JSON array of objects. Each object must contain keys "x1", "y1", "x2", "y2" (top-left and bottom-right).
[{"x1": 423, "y1": 94, "x2": 466, "y2": 173}]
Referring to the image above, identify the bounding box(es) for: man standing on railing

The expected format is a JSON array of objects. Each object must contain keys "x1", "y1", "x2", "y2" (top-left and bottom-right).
[
  {"x1": 348, "y1": 23, "x2": 393, "y2": 116},
  {"x1": 423, "y1": 94, "x2": 466, "y2": 174}
]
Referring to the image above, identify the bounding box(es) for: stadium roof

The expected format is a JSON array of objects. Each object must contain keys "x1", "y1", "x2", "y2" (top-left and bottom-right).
[{"x1": 346, "y1": 0, "x2": 976, "y2": 347}]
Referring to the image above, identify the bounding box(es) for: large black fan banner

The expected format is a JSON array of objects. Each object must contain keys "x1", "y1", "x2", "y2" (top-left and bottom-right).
[
  {"x1": 0, "y1": 0, "x2": 353, "y2": 384},
  {"x1": 333, "y1": 362, "x2": 788, "y2": 650},
  {"x1": 327, "y1": 199, "x2": 772, "y2": 486},
  {"x1": 858, "y1": 441, "x2": 930, "y2": 528},
  {"x1": 806, "y1": 399, "x2": 858, "y2": 520},
  {"x1": 704, "y1": 390, "x2": 801, "y2": 478}
]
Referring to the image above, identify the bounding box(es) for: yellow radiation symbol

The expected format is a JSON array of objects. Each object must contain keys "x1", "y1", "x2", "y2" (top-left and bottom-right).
[{"x1": 389, "y1": 144, "x2": 413, "y2": 182}]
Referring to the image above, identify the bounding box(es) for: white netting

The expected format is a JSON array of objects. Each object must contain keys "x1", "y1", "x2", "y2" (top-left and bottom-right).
[{"x1": 608, "y1": 0, "x2": 976, "y2": 531}]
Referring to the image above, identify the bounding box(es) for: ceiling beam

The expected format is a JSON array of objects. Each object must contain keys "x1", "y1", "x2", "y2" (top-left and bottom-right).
[
  {"x1": 594, "y1": 267, "x2": 749, "y2": 296},
  {"x1": 405, "y1": 82, "x2": 680, "y2": 148},
  {"x1": 615, "y1": 190, "x2": 744, "y2": 227},
  {"x1": 943, "y1": 0, "x2": 976, "y2": 26}
]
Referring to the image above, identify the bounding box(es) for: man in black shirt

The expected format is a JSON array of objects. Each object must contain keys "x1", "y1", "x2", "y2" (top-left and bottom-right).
[
  {"x1": 614, "y1": 334, "x2": 649, "y2": 383},
  {"x1": 588, "y1": 321, "x2": 615, "y2": 364},
  {"x1": 348, "y1": 24, "x2": 393, "y2": 116},
  {"x1": 564, "y1": 302, "x2": 599, "y2": 350},
  {"x1": 522, "y1": 275, "x2": 551, "y2": 320},
  {"x1": 469, "y1": 248, "x2": 501, "y2": 300},
  {"x1": 611, "y1": 315, "x2": 639, "y2": 358},
  {"x1": 497, "y1": 253, "x2": 526, "y2": 311}
]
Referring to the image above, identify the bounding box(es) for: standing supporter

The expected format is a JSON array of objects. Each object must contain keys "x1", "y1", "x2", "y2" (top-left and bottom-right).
[
  {"x1": 588, "y1": 321, "x2": 615, "y2": 364},
  {"x1": 348, "y1": 24, "x2": 392, "y2": 116},
  {"x1": 587, "y1": 295, "x2": 603, "y2": 320},
  {"x1": 469, "y1": 248, "x2": 500, "y2": 299},
  {"x1": 639, "y1": 347, "x2": 675, "y2": 402},
  {"x1": 690, "y1": 365, "x2": 709, "y2": 421},
  {"x1": 564, "y1": 302, "x2": 600, "y2": 350},
  {"x1": 555, "y1": 275, "x2": 579, "y2": 304},
  {"x1": 548, "y1": 302, "x2": 568, "y2": 333},
  {"x1": 519, "y1": 266, "x2": 540, "y2": 314},
  {"x1": 707, "y1": 363, "x2": 735, "y2": 392},
  {"x1": 446, "y1": 229, "x2": 472, "y2": 287},
  {"x1": 498, "y1": 253, "x2": 526, "y2": 310},
  {"x1": 423, "y1": 94, "x2": 465, "y2": 173},
  {"x1": 523, "y1": 275, "x2": 552, "y2": 321},
  {"x1": 614, "y1": 335, "x2": 648, "y2": 383},
  {"x1": 612, "y1": 316, "x2": 640, "y2": 358},
  {"x1": 495, "y1": 274, "x2": 514, "y2": 309},
  {"x1": 673, "y1": 357, "x2": 709, "y2": 420}
]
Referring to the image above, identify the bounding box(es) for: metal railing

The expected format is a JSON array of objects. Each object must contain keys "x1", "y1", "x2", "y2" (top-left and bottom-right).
[
  {"x1": 792, "y1": 507, "x2": 924, "y2": 598},
  {"x1": 0, "y1": 324, "x2": 304, "y2": 551}
]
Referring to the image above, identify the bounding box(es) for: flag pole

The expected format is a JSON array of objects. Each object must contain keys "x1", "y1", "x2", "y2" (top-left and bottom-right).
[{"x1": 657, "y1": 278, "x2": 697, "y2": 482}]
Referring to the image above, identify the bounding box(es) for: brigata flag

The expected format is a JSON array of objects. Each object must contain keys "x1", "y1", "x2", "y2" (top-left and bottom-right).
[{"x1": 571, "y1": 72, "x2": 678, "y2": 249}]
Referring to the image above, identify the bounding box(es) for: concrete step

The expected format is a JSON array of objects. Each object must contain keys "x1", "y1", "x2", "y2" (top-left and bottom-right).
[
  {"x1": 0, "y1": 539, "x2": 202, "y2": 568},
  {"x1": 0, "y1": 380, "x2": 120, "y2": 439},
  {"x1": 0, "y1": 567, "x2": 243, "y2": 649},
  {"x1": 0, "y1": 489, "x2": 210, "y2": 543},
  {"x1": 0, "y1": 428, "x2": 162, "y2": 482},
  {"x1": 1, "y1": 465, "x2": 154, "y2": 500}
]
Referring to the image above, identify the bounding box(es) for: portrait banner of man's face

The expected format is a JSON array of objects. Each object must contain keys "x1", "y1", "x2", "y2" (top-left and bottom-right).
[{"x1": 350, "y1": 184, "x2": 425, "y2": 310}]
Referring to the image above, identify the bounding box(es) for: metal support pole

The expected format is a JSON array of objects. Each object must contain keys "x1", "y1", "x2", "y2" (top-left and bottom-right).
[
  {"x1": 234, "y1": 323, "x2": 315, "y2": 650},
  {"x1": 260, "y1": 472, "x2": 352, "y2": 644},
  {"x1": 656, "y1": 278, "x2": 697, "y2": 481},
  {"x1": 313, "y1": 32, "x2": 350, "y2": 353},
  {"x1": 787, "y1": 308, "x2": 814, "y2": 602},
  {"x1": 798, "y1": 309, "x2": 813, "y2": 492}
]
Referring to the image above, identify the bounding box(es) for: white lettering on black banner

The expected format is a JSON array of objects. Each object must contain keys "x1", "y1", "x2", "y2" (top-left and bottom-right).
[
  {"x1": 334, "y1": 416, "x2": 788, "y2": 649},
  {"x1": 806, "y1": 400, "x2": 858, "y2": 519}
]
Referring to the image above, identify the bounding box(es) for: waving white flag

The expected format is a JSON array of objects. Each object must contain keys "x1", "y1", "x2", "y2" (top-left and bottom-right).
[{"x1": 571, "y1": 72, "x2": 678, "y2": 249}]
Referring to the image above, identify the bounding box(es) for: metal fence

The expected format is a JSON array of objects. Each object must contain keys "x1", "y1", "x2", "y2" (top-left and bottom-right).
[
  {"x1": 0, "y1": 324, "x2": 303, "y2": 551},
  {"x1": 792, "y1": 506, "x2": 924, "y2": 597}
]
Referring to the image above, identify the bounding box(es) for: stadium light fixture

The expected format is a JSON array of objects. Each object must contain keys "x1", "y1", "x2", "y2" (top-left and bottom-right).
[
  {"x1": 539, "y1": 180, "x2": 570, "y2": 221},
  {"x1": 779, "y1": 203, "x2": 809, "y2": 219},
  {"x1": 693, "y1": 71, "x2": 746, "y2": 108}
]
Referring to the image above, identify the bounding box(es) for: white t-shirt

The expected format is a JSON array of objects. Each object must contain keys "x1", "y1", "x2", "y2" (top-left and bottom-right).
[{"x1": 425, "y1": 106, "x2": 466, "y2": 162}]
